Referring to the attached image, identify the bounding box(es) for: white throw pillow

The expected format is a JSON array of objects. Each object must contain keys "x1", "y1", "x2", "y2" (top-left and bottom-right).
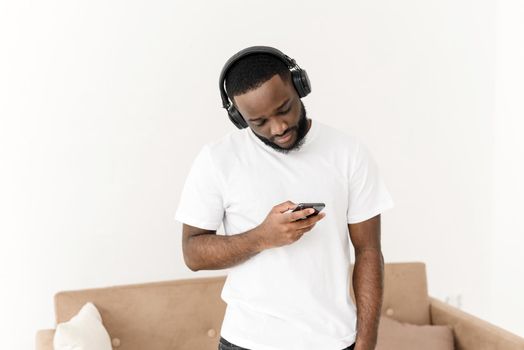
[{"x1": 53, "y1": 302, "x2": 112, "y2": 350}]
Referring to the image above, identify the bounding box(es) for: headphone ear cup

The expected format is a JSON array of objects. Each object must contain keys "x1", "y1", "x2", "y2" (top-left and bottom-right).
[
  {"x1": 227, "y1": 105, "x2": 249, "y2": 129},
  {"x1": 292, "y1": 69, "x2": 312, "y2": 98}
]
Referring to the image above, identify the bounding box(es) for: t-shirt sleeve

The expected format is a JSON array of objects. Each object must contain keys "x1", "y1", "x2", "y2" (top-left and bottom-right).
[
  {"x1": 347, "y1": 141, "x2": 395, "y2": 224},
  {"x1": 174, "y1": 145, "x2": 225, "y2": 230}
]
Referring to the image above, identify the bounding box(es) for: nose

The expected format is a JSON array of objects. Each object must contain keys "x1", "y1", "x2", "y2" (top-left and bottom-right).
[{"x1": 270, "y1": 120, "x2": 290, "y2": 138}]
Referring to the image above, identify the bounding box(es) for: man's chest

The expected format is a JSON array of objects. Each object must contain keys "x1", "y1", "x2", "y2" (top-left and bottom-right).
[{"x1": 221, "y1": 155, "x2": 349, "y2": 229}]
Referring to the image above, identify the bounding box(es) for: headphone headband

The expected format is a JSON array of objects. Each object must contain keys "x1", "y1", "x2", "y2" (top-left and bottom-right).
[{"x1": 219, "y1": 46, "x2": 311, "y2": 129}]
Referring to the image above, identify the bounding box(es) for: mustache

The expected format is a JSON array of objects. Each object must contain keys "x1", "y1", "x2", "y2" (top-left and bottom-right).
[{"x1": 273, "y1": 128, "x2": 295, "y2": 140}]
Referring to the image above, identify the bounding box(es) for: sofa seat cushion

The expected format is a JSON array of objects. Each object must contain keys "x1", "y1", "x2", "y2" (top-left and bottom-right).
[{"x1": 376, "y1": 316, "x2": 454, "y2": 350}]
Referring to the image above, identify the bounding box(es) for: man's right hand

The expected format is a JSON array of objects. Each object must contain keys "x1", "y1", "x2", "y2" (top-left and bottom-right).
[{"x1": 254, "y1": 200, "x2": 326, "y2": 250}]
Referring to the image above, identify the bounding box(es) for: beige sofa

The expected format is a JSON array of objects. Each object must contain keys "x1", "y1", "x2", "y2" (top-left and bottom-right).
[{"x1": 35, "y1": 262, "x2": 524, "y2": 350}]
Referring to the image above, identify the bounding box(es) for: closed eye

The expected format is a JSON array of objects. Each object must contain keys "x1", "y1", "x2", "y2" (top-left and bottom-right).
[
  {"x1": 253, "y1": 106, "x2": 292, "y2": 127},
  {"x1": 276, "y1": 107, "x2": 291, "y2": 116}
]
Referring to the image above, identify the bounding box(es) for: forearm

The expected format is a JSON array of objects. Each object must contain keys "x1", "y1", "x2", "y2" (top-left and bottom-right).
[
  {"x1": 183, "y1": 227, "x2": 265, "y2": 271},
  {"x1": 353, "y1": 248, "x2": 384, "y2": 350}
]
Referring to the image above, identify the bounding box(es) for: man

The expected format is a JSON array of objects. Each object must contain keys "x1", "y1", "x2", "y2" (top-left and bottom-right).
[{"x1": 174, "y1": 46, "x2": 394, "y2": 350}]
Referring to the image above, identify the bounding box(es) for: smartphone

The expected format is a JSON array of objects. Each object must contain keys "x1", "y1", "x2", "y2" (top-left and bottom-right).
[{"x1": 291, "y1": 203, "x2": 325, "y2": 220}]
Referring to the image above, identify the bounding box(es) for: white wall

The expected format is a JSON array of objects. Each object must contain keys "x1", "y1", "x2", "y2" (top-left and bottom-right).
[
  {"x1": 0, "y1": 0, "x2": 521, "y2": 348},
  {"x1": 492, "y1": 0, "x2": 524, "y2": 337}
]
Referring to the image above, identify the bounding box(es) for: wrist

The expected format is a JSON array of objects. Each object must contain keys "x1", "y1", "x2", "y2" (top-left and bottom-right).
[
  {"x1": 250, "y1": 225, "x2": 269, "y2": 252},
  {"x1": 354, "y1": 343, "x2": 373, "y2": 350},
  {"x1": 354, "y1": 336, "x2": 377, "y2": 350}
]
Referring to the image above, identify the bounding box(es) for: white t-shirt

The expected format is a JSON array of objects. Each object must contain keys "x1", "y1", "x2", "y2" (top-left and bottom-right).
[{"x1": 174, "y1": 119, "x2": 394, "y2": 350}]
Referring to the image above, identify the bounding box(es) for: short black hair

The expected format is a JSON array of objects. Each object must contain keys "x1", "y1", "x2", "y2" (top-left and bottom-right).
[{"x1": 225, "y1": 53, "x2": 291, "y2": 101}]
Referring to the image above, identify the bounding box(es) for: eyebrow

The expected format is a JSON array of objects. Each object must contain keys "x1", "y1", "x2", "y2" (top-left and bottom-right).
[{"x1": 248, "y1": 98, "x2": 291, "y2": 122}]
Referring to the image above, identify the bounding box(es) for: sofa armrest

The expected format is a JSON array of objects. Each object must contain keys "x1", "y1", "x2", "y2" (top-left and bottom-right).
[
  {"x1": 35, "y1": 329, "x2": 54, "y2": 350},
  {"x1": 429, "y1": 297, "x2": 524, "y2": 350}
]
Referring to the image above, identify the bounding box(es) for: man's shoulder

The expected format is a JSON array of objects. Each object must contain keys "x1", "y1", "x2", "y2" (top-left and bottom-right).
[
  {"x1": 204, "y1": 128, "x2": 248, "y2": 153},
  {"x1": 315, "y1": 120, "x2": 362, "y2": 152},
  {"x1": 198, "y1": 128, "x2": 249, "y2": 171}
]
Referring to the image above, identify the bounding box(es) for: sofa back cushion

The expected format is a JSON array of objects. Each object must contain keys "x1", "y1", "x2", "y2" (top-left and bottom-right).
[
  {"x1": 54, "y1": 262, "x2": 430, "y2": 349},
  {"x1": 54, "y1": 276, "x2": 227, "y2": 350},
  {"x1": 351, "y1": 262, "x2": 430, "y2": 325}
]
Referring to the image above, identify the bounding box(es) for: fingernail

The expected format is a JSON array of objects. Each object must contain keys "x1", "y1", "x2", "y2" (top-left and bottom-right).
[{"x1": 309, "y1": 209, "x2": 315, "y2": 214}]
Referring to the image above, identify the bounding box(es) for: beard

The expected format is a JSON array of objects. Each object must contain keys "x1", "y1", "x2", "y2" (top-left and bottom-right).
[{"x1": 250, "y1": 100, "x2": 310, "y2": 154}]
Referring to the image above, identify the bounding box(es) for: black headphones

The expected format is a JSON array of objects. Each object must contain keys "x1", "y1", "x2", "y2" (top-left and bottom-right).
[{"x1": 219, "y1": 46, "x2": 312, "y2": 129}]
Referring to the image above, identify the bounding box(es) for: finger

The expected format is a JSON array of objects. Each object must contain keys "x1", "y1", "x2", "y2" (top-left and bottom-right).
[
  {"x1": 294, "y1": 220, "x2": 317, "y2": 231},
  {"x1": 310, "y1": 212, "x2": 326, "y2": 222},
  {"x1": 295, "y1": 228, "x2": 307, "y2": 237},
  {"x1": 296, "y1": 223, "x2": 316, "y2": 235},
  {"x1": 289, "y1": 208, "x2": 316, "y2": 221},
  {"x1": 276, "y1": 200, "x2": 297, "y2": 213},
  {"x1": 292, "y1": 212, "x2": 326, "y2": 227}
]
